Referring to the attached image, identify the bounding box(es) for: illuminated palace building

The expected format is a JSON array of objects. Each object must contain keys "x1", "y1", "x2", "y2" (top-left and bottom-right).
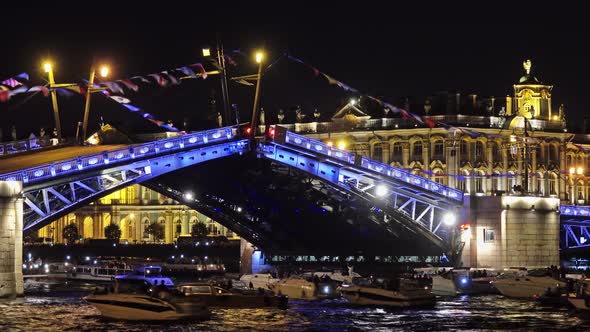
[
  {"x1": 37, "y1": 185, "x2": 238, "y2": 243},
  {"x1": 38, "y1": 61, "x2": 587, "y2": 244},
  {"x1": 269, "y1": 61, "x2": 588, "y2": 203}
]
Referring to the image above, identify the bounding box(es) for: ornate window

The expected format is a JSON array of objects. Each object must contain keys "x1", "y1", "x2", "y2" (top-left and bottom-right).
[
  {"x1": 391, "y1": 142, "x2": 403, "y2": 163},
  {"x1": 548, "y1": 172, "x2": 557, "y2": 195},
  {"x1": 475, "y1": 171, "x2": 485, "y2": 193},
  {"x1": 475, "y1": 141, "x2": 485, "y2": 162},
  {"x1": 372, "y1": 143, "x2": 383, "y2": 162},
  {"x1": 412, "y1": 141, "x2": 422, "y2": 161},
  {"x1": 433, "y1": 140, "x2": 444, "y2": 161},
  {"x1": 460, "y1": 140, "x2": 469, "y2": 162}
]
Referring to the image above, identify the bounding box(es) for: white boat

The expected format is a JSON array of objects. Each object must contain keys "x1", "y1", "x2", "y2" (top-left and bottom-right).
[
  {"x1": 339, "y1": 278, "x2": 435, "y2": 307},
  {"x1": 567, "y1": 278, "x2": 590, "y2": 319},
  {"x1": 269, "y1": 276, "x2": 339, "y2": 300},
  {"x1": 239, "y1": 273, "x2": 279, "y2": 290},
  {"x1": 303, "y1": 267, "x2": 362, "y2": 284},
  {"x1": 68, "y1": 265, "x2": 132, "y2": 282},
  {"x1": 84, "y1": 293, "x2": 210, "y2": 321},
  {"x1": 116, "y1": 265, "x2": 175, "y2": 288},
  {"x1": 492, "y1": 275, "x2": 565, "y2": 299}
]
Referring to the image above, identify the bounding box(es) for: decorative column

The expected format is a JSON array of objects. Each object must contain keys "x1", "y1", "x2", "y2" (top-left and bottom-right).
[
  {"x1": 531, "y1": 148, "x2": 538, "y2": 194},
  {"x1": 486, "y1": 141, "x2": 494, "y2": 194},
  {"x1": 402, "y1": 142, "x2": 410, "y2": 168},
  {"x1": 381, "y1": 142, "x2": 390, "y2": 165},
  {"x1": 0, "y1": 181, "x2": 23, "y2": 298},
  {"x1": 559, "y1": 143, "x2": 567, "y2": 201},
  {"x1": 446, "y1": 138, "x2": 459, "y2": 188},
  {"x1": 502, "y1": 142, "x2": 509, "y2": 192},
  {"x1": 422, "y1": 140, "x2": 430, "y2": 174}
]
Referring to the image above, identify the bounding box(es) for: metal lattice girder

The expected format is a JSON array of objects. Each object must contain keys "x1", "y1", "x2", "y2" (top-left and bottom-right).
[
  {"x1": 561, "y1": 222, "x2": 590, "y2": 249},
  {"x1": 22, "y1": 139, "x2": 250, "y2": 231},
  {"x1": 142, "y1": 182, "x2": 273, "y2": 251},
  {"x1": 259, "y1": 142, "x2": 458, "y2": 250}
]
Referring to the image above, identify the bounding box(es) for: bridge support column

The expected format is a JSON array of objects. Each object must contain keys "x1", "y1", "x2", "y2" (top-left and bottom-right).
[
  {"x1": 461, "y1": 195, "x2": 560, "y2": 269},
  {"x1": 239, "y1": 239, "x2": 254, "y2": 274},
  {"x1": 0, "y1": 181, "x2": 23, "y2": 298}
]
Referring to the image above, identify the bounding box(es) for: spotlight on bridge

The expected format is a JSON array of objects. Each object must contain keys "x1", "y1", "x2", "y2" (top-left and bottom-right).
[
  {"x1": 375, "y1": 185, "x2": 388, "y2": 197},
  {"x1": 183, "y1": 192, "x2": 194, "y2": 201},
  {"x1": 442, "y1": 212, "x2": 456, "y2": 226}
]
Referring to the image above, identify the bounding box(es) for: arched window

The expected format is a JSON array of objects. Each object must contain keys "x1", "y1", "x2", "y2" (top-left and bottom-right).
[
  {"x1": 549, "y1": 144, "x2": 558, "y2": 164},
  {"x1": 372, "y1": 143, "x2": 383, "y2": 162},
  {"x1": 508, "y1": 171, "x2": 517, "y2": 191},
  {"x1": 566, "y1": 154, "x2": 573, "y2": 167},
  {"x1": 457, "y1": 171, "x2": 468, "y2": 193},
  {"x1": 536, "y1": 173, "x2": 544, "y2": 196},
  {"x1": 412, "y1": 141, "x2": 423, "y2": 162},
  {"x1": 432, "y1": 140, "x2": 444, "y2": 161},
  {"x1": 475, "y1": 171, "x2": 485, "y2": 194},
  {"x1": 432, "y1": 169, "x2": 444, "y2": 184},
  {"x1": 548, "y1": 172, "x2": 558, "y2": 195},
  {"x1": 492, "y1": 171, "x2": 501, "y2": 192},
  {"x1": 577, "y1": 180, "x2": 585, "y2": 203},
  {"x1": 391, "y1": 142, "x2": 403, "y2": 163},
  {"x1": 460, "y1": 140, "x2": 469, "y2": 162},
  {"x1": 475, "y1": 141, "x2": 485, "y2": 162},
  {"x1": 493, "y1": 142, "x2": 502, "y2": 162}
]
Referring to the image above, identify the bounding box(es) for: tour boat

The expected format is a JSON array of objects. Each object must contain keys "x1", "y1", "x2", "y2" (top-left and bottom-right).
[
  {"x1": 339, "y1": 278, "x2": 435, "y2": 307},
  {"x1": 67, "y1": 265, "x2": 132, "y2": 282},
  {"x1": 239, "y1": 273, "x2": 280, "y2": 290},
  {"x1": 84, "y1": 293, "x2": 210, "y2": 321},
  {"x1": 491, "y1": 273, "x2": 565, "y2": 299},
  {"x1": 567, "y1": 278, "x2": 590, "y2": 319},
  {"x1": 269, "y1": 276, "x2": 339, "y2": 300},
  {"x1": 303, "y1": 267, "x2": 362, "y2": 284},
  {"x1": 115, "y1": 265, "x2": 175, "y2": 288},
  {"x1": 176, "y1": 283, "x2": 288, "y2": 309}
]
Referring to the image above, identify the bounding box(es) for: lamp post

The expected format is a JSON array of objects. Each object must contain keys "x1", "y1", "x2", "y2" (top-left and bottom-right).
[
  {"x1": 569, "y1": 166, "x2": 584, "y2": 204},
  {"x1": 82, "y1": 65, "x2": 109, "y2": 142},
  {"x1": 250, "y1": 51, "x2": 264, "y2": 136},
  {"x1": 203, "y1": 45, "x2": 231, "y2": 126},
  {"x1": 44, "y1": 62, "x2": 62, "y2": 140}
]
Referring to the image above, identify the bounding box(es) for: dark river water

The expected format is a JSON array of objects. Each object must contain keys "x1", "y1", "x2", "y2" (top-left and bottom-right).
[{"x1": 1, "y1": 281, "x2": 589, "y2": 331}]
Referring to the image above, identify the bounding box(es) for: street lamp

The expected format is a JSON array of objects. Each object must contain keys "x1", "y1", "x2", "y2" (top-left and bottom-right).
[
  {"x1": 569, "y1": 166, "x2": 584, "y2": 204},
  {"x1": 202, "y1": 44, "x2": 230, "y2": 126},
  {"x1": 82, "y1": 65, "x2": 109, "y2": 141},
  {"x1": 250, "y1": 51, "x2": 264, "y2": 136}
]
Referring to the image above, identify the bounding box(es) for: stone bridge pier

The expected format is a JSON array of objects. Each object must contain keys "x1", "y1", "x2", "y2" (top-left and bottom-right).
[{"x1": 0, "y1": 181, "x2": 23, "y2": 298}]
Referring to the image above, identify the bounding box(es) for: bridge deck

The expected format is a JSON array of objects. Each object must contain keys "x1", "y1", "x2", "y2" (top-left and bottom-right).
[{"x1": 0, "y1": 145, "x2": 126, "y2": 175}]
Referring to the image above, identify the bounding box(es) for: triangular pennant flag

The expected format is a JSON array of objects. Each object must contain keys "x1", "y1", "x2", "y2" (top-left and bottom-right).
[
  {"x1": 162, "y1": 72, "x2": 180, "y2": 85},
  {"x1": 1, "y1": 78, "x2": 22, "y2": 88},
  {"x1": 235, "y1": 79, "x2": 254, "y2": 86},
  {"x1": 28, "y1": 85, "x2": 49, "y2": 97},
  {"x1": 177, "y1": 66, "x2": 196, "y2": 78},
  {"x1": 424, "y1": 117, "x2": 436, "y2": 128},
  {"x1": 101, "y1": 81, "x2": 124, "y2": 94},
  {"x1": 8, "y1": 86, "x2": 29, "y2": 97},
  {"x1": 190, "y1": 63, "x2": 207, "y2": 79},
  {"x1": 118, "y1": 79, "x2": 139, "y2": 92},
  {"x1": 15, "y1": 72, "x2": 30, "y2": 81},
  {"x1": 0, "y1": 90, "x2": 9, "y2": 102},
  {"x1": 148, "y1": 74, "x2": 168, "y2": 87},
  {"x1": 130, "y1": 76, "x2": 151, "y2": 84}
]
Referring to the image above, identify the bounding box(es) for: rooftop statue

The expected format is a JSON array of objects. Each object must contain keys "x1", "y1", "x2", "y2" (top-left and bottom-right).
[{"x1": 523, "y1": 59, "x2": 532, "y2": 75}]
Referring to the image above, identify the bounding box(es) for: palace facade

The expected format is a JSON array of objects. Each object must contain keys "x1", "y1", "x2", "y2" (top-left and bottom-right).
[
  {"x1": 37, "y1": 185, "x2": 238, "y2": 244},
  {"x1": 265, "y1": 61, "x2": 588, "y2": 204}
]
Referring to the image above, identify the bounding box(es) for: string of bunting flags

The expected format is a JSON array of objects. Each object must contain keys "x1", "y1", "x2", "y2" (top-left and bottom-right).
[
  {"x1": 284, "y1": 54, "x2": 570, "y2": 145},
  {"x1": 1, "y1": 73, "x2": 49, "y2": 102}
]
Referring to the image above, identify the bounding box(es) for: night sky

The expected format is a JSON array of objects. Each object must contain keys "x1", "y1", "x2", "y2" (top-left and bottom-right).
[{"x1": 1, "y1": 4, "x2": 587, "y2": 139}]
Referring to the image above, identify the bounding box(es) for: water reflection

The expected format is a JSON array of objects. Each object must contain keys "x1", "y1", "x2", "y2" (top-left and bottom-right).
[{"x1": 0, "y1": 283, "x2": 588, "y2": 331}]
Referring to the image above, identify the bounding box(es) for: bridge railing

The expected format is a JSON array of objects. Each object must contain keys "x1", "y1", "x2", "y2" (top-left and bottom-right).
[
  {"x1": 560, "y1": 204, "x2": 590, "y2": 217},
  {"x1": 0, "y1": 137, "x2": 67, "y2": 156},
  {"x1": 0, "y1": 126, "x2": 238, "y2": 184},
  {"x1": 274, "y1": 126, "x2": 464, "y2": 203}
]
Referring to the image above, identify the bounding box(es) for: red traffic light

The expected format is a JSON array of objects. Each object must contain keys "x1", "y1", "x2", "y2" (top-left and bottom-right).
[
  {"x1": 242, "y1": 126, "x2": 252, "y2": 136},
  {"x1": 268, "y1": 128, "x2": 276, "y2": 138}
]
